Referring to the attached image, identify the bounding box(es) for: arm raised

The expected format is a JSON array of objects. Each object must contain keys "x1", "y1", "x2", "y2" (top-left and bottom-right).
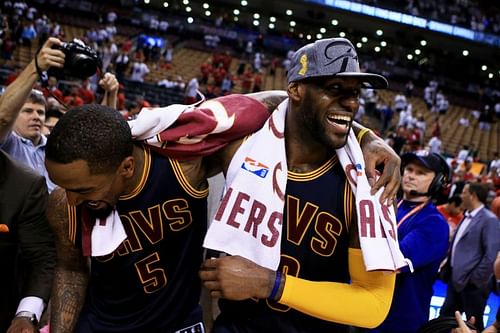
[
  {"x1": 0, "y1": 37, "x2": 64, "y2": 142},
  {"x1": 99, "y1": 72, "x2": 119, "y2": 109}
]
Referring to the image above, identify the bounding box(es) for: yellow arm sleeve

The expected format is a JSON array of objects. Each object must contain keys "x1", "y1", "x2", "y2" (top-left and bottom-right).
[{"x1": 278, "y1": 248, "x2": 396, "y2": 328}]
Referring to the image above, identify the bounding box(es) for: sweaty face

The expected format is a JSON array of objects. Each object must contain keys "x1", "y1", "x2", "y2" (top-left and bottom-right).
[
  {"x1": 14, "y1": 102, "x2": 45, "y2": 144},
  {"x1": 402, "y1": 162, "x2": 435, "y2": 199},
  {"x1": 299, "y1": 77, "x2": 361, "y2": 149},
  {"x1": 46, "y1": 159, "x2": 125, "y2": 217}
]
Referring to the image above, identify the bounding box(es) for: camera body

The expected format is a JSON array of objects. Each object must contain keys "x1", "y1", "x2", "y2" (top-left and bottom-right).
[{"x1": 50, "y1": 39, "x2": 101, "y2": 80}]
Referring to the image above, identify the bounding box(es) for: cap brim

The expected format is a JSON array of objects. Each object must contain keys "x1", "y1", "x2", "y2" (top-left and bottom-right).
[
  {"x1": 402, "y1": 153, "x2": 429, "y2": 168},
  {"x1": 335, "y1": 72, "x2": 388, "y2": 89},
  {"x1": 401, "y1": 152, "x2": 441, "y2": 172}
]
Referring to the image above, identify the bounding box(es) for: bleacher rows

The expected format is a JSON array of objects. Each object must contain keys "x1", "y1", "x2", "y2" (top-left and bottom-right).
[{"x1": 1, "y1": 18, "x2": 497, "y2": 162}]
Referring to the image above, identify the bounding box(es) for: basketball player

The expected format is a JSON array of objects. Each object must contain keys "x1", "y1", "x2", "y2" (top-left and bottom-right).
[{"x1": 199, "y1": 38, "x2": 399, "y2": 332}]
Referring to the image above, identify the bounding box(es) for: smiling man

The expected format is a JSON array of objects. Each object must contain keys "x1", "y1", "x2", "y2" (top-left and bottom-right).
[{"x1": 199, "y1": 37, "x2": 400, "y2": 333}]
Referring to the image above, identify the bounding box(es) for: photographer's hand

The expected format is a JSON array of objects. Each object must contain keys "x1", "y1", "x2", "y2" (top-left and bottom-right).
[
  {"x1": 99, "y1": 73, "x2": 119, "y2": 109},
  {"x1": 36, "y1": 37, "x2": 65, "y2": 72}
]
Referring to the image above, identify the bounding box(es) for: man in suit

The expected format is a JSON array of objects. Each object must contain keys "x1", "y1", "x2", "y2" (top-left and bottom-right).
[
  {"x1": 0, "y1": 149, "x2": 56, "y2": 333},
  {"x1": 439, "y1": 182, "x2": 500, "y2": 331}
]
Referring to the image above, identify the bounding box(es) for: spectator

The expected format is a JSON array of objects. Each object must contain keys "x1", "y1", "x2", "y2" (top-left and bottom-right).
[
  {"x1": 427, "y1": 134, "x2": 442, "y2": 154},
  {"x1": 200, "y1": 60, "x2": 213, "y2": 85},
  {"x1": 41, "y1": 76, "x2": 63, "y2": 100},
  {"x1": 129, "y1": 59, "x2": 149, "y2": 82},
  {"x1": 437, "y1": 195, "x2": 464, "y2": 238},
  {"x1": 220, "y1": 73, "x2": 233, "y2": 94},
  {"x1": 63, "y1": 85, "x2": 84, "y2": 107},
  {"x1": 0, "y1": 86, "x2": 56, "y2": 192},
  {"x1": 20, "y1": 21, "x2": 37, "y2": 46},
  {"x1": 457, "y1": 145, "x2": 470, "y2": 161},
  {"x1": 241, "y1": 68, "x2": 253, "y2": 94},
  {"x1": 113, "y1": 49, "x2": 130, "y2": 82},
  {"x1": 78, "y1": 79, "x2": 96, "y2": 105},
  {"x1": 394, "y1": 93, "x2": 407, "y2": 112},
  {"x1": 479, "y1": 105, "x2": 494, "y2": 131},
  {"x1": 436, "y1": 91, "x2": 449, "y2": 115},
  {"x1": 252, "y1": 70, "x2": 262, "y2": 93},
  {"x1": 42, "y1": 107, "x2": 64, "y2": 136},
  {"x1": 0, "y1": 149, "x2": 55, "y2": 333},
  {"x1": 439, "y1": 182, "x2": 500, "y2": 331},
  {"x1": 184, "y1": 75, "x2": 200, "y2": 104}
]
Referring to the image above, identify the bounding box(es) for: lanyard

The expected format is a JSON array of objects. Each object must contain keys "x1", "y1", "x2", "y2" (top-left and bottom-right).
[{"x1": 396, "y1": 200, "x2": 429, "y2": 228}]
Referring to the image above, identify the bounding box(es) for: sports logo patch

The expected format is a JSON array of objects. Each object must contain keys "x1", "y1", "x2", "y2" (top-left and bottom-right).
[
  {"x1": 241, "y1": 157, "x2": 269, "y2": 178},
  {"x1": 355, "y1": 163, "x2": 363, "y2": 176}
]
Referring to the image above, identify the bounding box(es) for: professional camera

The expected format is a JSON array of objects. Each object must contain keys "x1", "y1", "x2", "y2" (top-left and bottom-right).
[{"x1": 49, "y1": 39, "x2": 101, "y2": 80}]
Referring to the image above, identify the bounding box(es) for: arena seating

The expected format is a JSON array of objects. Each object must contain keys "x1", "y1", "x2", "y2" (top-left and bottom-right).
[{"x1": 0, "y1": 4, "x2": 496, "y2": 163}]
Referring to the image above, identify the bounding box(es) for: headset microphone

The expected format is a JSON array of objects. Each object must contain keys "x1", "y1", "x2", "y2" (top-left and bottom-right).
[{"x1": 409, "y1": 190, "x2": 429, "y2": 196}]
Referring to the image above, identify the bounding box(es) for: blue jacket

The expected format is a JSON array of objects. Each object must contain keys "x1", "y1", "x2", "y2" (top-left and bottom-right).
[{"x1": 372, "y1": 200, "x2": 450, "y2": 333}]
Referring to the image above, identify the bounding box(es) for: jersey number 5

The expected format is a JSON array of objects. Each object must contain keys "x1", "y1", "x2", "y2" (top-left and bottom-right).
[{"x1": 134, "y1": 252, "x2": 168, "y2": 293}]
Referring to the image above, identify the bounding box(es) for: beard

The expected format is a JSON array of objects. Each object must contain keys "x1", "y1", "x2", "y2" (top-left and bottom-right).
[{"x1": 300, "y1": 90, "x2": 351, "y2": 150}]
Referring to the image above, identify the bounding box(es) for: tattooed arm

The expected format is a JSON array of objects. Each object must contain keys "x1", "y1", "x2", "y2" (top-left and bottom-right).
[
  {"x1": 352, "y1": 122, "x2": 401, "y2": 204},
  {"x1": 203, "y1": 90, "x2": 288, "y2": 177},
  {"x1": 245, "y1": 90, "x2": 288, "y2": 113},
  {"x1": 47, "y1": 188, "x2": 89, "y2": 333}
]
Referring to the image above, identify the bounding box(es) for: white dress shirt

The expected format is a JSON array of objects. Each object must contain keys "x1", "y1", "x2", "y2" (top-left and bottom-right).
[{"x1": 451, "y1": 204, "x2": 484, "y2": 266}]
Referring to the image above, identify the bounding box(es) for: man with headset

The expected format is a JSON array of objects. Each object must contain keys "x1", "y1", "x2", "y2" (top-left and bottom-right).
[{"x1": 369, "y1": 151, "x2": 451, "y2": 333}]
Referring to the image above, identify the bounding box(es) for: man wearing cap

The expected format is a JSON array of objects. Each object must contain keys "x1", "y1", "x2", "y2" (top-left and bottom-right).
[
  {"x1": 369, "y1": 151, "x2": 451, "y2": 333},
  {"x1": 199, "y1": 37, "x2": 400, "y2": 332}
]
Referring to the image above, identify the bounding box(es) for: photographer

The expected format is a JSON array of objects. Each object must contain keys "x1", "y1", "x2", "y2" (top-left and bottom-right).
[{"x1": 0, "y1": 37, "x2": 118, "y2": 193}]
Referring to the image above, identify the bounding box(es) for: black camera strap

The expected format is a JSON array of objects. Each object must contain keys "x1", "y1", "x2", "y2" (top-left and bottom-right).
[{"x1": 34, "y1": 46, "x2": 49, "y2": 88}]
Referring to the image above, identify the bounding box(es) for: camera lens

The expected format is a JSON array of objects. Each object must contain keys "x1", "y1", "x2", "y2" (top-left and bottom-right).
[{"x1": 72, "y1": 54, "x2": 98, "y2": 79}]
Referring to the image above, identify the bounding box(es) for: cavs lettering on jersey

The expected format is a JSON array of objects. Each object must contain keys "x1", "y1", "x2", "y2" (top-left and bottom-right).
[
  {"x1": 68, "y1": 146, "x2": 208, "y2": 333},
  {"x1": 218, "y1": 156, "x2": 355, "y2": 333}
]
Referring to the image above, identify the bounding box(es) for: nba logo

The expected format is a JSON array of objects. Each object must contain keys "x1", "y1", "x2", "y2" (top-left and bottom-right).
[
  {"x1": 241, "y1": 157, "x2": 269, "y2": 178},
  {"x1": 355, "y1": 163, "x2": 363, "y2": 176}
]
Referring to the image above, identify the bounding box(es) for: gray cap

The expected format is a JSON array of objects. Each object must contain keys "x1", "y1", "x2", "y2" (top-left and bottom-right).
[{"x1": 286, "y1": 38, "x2": 388, "y2": 89}]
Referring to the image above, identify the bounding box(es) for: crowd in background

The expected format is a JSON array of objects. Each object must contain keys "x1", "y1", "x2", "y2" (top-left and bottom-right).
[
  {"x1": 358, "y1": 0, "x2": 500, "y2": 34},
  {"x1": 0, "y1": 1, "x2": 499, "y2": 332}
]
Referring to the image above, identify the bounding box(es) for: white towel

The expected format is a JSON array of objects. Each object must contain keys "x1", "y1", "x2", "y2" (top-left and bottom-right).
[
  {"x1": 128, "y1": 103, "x2": 194, "y2": 142},
  {"x1": 81, "y1": 209, "x2": 127, "y2": 257},
  {"x1": 203, "y1": 99, "x2": 409, "y2": 271},
  {"x1": 91, "y1": 210, "x2": 127, "y2": 257}
]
